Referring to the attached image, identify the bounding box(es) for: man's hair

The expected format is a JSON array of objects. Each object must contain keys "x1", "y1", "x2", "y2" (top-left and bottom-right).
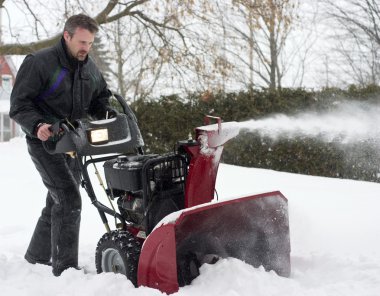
[{"x1": 63, "y1": 14, "x2": 99, "y2": 36}]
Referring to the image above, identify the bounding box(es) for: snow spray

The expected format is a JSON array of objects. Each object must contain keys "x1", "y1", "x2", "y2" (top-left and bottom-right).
[
  {"x1": 235, "y1": 101, "x2": 380, "y2": 144},
  {"x1": 224, "y1": 100, "x2": 380, "y2": 180}
]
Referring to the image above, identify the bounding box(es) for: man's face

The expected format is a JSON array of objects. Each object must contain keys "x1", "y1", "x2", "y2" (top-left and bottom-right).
[{"x1": 64, "y1": 27, "x2": 95, "y2": 61}]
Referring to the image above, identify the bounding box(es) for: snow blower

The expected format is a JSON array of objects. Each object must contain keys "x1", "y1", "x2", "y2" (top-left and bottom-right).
[{"x1": 44, "y1": 94, "x2": 291, "y2": 294}]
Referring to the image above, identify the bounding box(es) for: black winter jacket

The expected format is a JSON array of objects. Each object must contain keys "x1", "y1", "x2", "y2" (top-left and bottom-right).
[{"x1": 9, "y1": 37, "x2": 114, "y2": 137}]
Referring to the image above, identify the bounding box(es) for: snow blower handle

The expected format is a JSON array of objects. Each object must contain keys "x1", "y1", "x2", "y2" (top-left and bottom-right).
[
  {"x1": 42, "y1": 119, "x2": 78, "y2": 155},
  {"x1": 48, "y1": 119, "x2": 72, "y2": 136}
]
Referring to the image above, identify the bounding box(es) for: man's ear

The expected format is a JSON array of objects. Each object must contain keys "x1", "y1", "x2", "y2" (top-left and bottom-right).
[{"x1": 63, "y1": 31, "x2": 70, "y2": 41}]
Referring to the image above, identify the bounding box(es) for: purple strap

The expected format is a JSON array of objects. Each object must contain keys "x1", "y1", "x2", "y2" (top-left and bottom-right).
[{"x1": 35, "y1": 68, "x2": 68, "y2": 103}]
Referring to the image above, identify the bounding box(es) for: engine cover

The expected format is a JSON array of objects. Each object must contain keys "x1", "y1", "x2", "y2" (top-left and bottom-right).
[{"x1": 104, "y1": 154, "x2": 157, "y2": 192}]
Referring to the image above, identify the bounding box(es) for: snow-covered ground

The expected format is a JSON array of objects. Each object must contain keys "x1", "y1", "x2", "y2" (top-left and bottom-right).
[{"x1": 1, "y1": 138, "x2": 379, "y2": 295}]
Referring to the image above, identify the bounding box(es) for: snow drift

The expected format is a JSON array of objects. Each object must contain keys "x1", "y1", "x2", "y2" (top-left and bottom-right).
[{"x1": 0, "y1": 138, "x2": 379, "y2": 295}]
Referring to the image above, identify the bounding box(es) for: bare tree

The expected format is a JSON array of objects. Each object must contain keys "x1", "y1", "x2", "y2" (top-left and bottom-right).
[
  {"x1": 0, "y1": 0, "x2": 313, "y2": 97},
  {"x1": 321, "y1": 0, "x2": 380, "y2": 85},
  {"x1": 0, "y1": 0, "x2": 187, "y2": 55},
  {"x1": 224, "y1": 0, "x2": 299, "y2": 91},
  {"x1": 0, "y1": 0, "x2": 234, "y2": 99}
]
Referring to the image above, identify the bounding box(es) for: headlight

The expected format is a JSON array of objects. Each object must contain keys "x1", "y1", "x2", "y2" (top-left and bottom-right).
[{"x1": 87, "y1": 128, "x2": 109, "y2": 145}]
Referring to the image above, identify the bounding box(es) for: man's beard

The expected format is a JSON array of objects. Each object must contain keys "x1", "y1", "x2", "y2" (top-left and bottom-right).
[{"x1": 76, "y1": 51, "x2": 88, "y2": 61}]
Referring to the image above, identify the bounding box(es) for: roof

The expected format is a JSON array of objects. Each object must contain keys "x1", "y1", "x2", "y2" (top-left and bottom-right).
[{"x1": 3, "y1": 56, "x2": 18, "y2": 77}]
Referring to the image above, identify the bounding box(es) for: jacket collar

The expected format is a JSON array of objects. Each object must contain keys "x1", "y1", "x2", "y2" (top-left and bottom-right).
[{"x1": 55, "y1": 37, "x2": 88, "y2": 70}]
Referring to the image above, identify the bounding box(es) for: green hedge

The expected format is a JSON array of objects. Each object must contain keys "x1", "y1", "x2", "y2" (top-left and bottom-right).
[{"x1": 130, "y1": 85, "x2": 380, "y2": 182}]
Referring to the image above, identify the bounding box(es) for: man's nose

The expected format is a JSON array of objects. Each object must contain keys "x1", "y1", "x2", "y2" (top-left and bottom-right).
[{"x1": 82, "y1": 43, "x2": 91, "y2": 51}]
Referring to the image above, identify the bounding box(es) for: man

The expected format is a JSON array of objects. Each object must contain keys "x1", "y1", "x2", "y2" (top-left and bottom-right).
[{"x1": 9, "y1": 14, "x2": 116, "y2": 276}]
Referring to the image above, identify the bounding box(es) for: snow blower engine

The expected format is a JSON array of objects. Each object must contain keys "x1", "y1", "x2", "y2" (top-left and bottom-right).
[{"x1": 44, "y1": 94, "x2": 291, "y2": 294}]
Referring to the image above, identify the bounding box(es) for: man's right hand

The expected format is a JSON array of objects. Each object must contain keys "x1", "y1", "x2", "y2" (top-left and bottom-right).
[{"x1": 36, "y1": 123, "x2": 53, "y2": 141}]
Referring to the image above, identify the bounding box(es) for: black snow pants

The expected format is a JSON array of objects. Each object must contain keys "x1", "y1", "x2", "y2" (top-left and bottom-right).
[{"x1": 25, "y1": 136, "x2": 82, "y2": 276}]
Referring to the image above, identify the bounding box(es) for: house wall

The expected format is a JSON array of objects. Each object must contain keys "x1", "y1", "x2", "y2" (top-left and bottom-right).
[{"x1": 0, "y1": 55, "x2": 19, "y2": 141}]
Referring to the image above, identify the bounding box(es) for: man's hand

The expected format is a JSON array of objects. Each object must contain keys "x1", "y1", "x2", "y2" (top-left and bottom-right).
[{"x1": 37, "y1": 123, "x2": 53, "y2": 141}]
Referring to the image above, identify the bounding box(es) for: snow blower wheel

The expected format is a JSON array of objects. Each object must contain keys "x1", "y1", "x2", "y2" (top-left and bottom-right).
[{"x1": 95, "y1": 230, "x2": 141, "y2": 286}]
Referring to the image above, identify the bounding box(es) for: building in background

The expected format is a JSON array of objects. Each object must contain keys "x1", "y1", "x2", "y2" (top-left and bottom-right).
[{"x1": 0, "y1": 55, "x2": 19, "y2": 141}]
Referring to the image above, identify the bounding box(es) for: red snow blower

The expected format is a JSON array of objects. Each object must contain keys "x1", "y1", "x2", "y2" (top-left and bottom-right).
[{"x1": 44, "y1": 94, "x2": 291, "y2": 294}]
